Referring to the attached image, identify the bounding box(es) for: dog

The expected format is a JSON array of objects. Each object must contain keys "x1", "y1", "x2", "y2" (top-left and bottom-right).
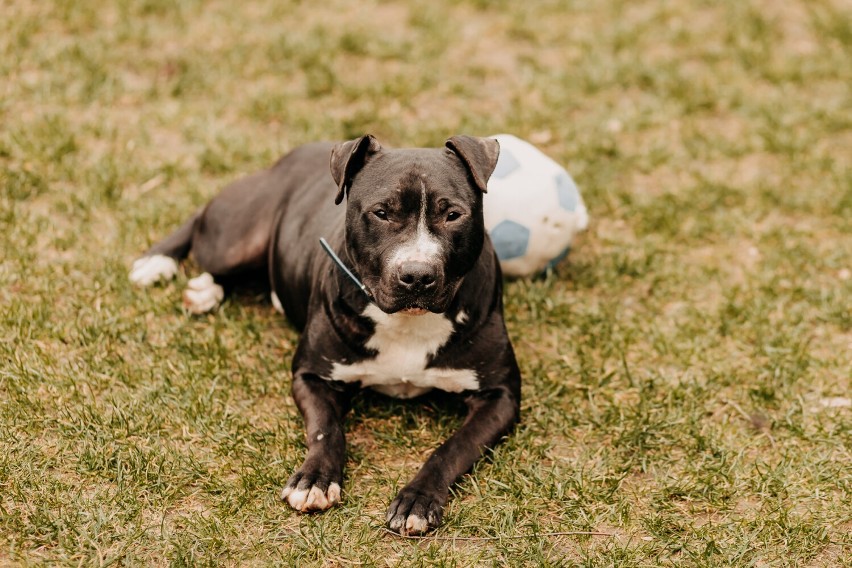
[{"x1": 130, "y1": 135, "x2": 522, "y2": 535}]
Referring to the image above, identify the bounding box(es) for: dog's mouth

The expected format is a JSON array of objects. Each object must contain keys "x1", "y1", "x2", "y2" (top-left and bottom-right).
[
  {"x1": 364, "y1": 284, "x2": 439, "y2": 315},
  {"x1": 382, "y1": 298, "x2": 441, "y2": 315},
  {"x1": 399, "y1": 307, "x2": 429, "y2": 316},
  {"x1": 365, "y1": 277, "x2": 463, "y2": 316}
]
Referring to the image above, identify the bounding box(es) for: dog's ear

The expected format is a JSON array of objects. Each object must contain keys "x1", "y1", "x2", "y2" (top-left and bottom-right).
[
  {"x1": 445, "y1": 135, "x2": 500, "y2": 194},
  {"x1": 330, "y1": 135, "x2": 382, "y2": 205}
]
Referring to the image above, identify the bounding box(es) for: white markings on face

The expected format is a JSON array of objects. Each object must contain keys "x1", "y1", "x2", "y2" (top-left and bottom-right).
[
  {"x1": 316, "y1": 433, "x2": 324, "y2": 441},
  {"x1": 388, "y1": 179, "x2": 443, "y2": 268},
  {"x1": 129, "y1": 254, "x2": 178, "y2": 286},
  {"x1": 330, "y1": 304, "x2": 479, "y2": 398},
  {"x1": 182, "y1": 272, "x2": 224, "y2": 314},
  {"x1": 271, "y1": 291, "x2": 284, "y2": 314},
  {"x1": 281, "y1": 482, "x2": 341, "y2": 512}
]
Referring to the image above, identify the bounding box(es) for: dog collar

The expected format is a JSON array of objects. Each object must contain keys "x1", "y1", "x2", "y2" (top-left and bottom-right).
[{"x1": 319, "y1": 238, "x2": 371, "y2": 299}]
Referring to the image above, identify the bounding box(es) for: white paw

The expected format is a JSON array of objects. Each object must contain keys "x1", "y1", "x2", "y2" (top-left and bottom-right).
[
  {"x1": 281, "y1": 482, "x2": 341, "y2": 512},
  {"x1": 182, "y1": 273, "x2": 224, "y2": 314},
  {"x1": 387, "y1": 512, "x2": 429, "y2": 535},
  {"x1": 271, "y1": 291, "x2": 284, "y2": 314},
  {"x1": 129, "y1": 254, "x2": 179, "y2": 286},
  {"x1": 386, "y1": 489, "x2": 443, "y2": 535},
  {"x1": 404, "y1": 514, "x2": 428, "y2": 535}
]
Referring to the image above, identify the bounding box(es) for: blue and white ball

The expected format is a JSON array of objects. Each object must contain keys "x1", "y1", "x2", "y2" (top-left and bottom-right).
[{"x1": 484, "y1": 134, "x2": 589, "y2": 277}]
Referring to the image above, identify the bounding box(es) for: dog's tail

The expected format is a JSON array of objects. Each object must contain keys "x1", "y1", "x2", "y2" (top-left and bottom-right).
[{"x1": 129, "y1": 208, "x2": 202, "y2": 286}]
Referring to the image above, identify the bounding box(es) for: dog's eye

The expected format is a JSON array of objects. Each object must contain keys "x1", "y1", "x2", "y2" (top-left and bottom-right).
[
  {"x1": 446, "y1": 211, "x2": 462, "y2": 222},
  {"x1": 373, "y1": 209, "x2": 388, "y2": 221}
]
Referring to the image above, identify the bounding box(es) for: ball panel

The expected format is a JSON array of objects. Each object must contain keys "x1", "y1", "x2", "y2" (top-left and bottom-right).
[
  {"x1": 491, "y1": 148, "x2": 521, "y2": 179},
  {"x1": 490, "y1": 219, "x2": 530, "y2": 260},
  {"x1": 555, "y1": 172, "x2": 579, "y2": 212}
]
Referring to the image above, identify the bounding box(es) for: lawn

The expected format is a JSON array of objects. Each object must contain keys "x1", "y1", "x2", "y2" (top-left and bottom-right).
[{"x1": 1, "y1": 0, "x2": 850, "y2": 565}]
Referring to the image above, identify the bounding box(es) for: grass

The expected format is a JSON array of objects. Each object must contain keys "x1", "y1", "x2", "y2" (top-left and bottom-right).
[{"x1": 1, "y1": 0, "x2": 850, "y2": 565}]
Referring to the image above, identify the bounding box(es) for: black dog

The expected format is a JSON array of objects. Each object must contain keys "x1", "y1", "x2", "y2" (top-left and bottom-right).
[{"x1": 130, "y1": 135, "x2": 521, "y2": 535}]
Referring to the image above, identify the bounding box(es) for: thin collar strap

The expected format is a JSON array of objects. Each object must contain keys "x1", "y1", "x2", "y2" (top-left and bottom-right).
[{"x1": 319, "y1": 238, "x2": 371, "y2": 299}]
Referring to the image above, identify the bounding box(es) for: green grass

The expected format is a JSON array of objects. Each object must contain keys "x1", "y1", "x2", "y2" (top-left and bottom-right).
[{"x1": 2, "y1": 0, "x2": 850, "y2": 565}]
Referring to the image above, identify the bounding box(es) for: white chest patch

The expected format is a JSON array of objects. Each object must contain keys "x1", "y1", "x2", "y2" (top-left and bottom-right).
[{"x1": 330, "y1": 304, "x2": 478, "y2": 398}]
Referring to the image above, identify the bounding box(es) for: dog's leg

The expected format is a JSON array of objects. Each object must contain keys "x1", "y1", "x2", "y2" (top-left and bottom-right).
[
  {"x1": 386, "y1": 384, "x2": 520, "y2": 535},
  {"x1": 131, "y1": 169, "x2": 287, "y2": 312},
  {"x1": 282, "y1": 374, "x2": 355, "y2": 512},
  {"x1": 129, "y1": 207, "x2": 227, "y2": 313},
  {"x1": 129, "y1": 209, "x2": 202, "y2": 286},
  {"x1": 128, "y1": 206, "x2": 227, "y2": 313}
]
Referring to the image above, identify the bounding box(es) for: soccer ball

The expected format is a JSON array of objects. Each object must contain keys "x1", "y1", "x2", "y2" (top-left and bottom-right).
[{"x1": 484, "y1": 134, "x2": 589, "y2": 277}]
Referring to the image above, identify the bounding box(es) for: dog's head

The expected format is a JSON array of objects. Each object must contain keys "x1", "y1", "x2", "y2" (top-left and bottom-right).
[{"x1": 330, "y1": 135, "x2": 499, "y2": 315}]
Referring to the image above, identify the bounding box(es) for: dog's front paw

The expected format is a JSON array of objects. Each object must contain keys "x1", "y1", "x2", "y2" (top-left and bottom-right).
[
  {"x1": 281, "y1": 466, "x2": 342, "y2": 513},
  {"x1": 386, "y1": 487, "x2": 446, "y2": 536}
]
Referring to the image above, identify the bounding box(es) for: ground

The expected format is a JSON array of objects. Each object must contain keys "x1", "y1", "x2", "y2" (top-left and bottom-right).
[{"x1": 1, "y1": 0, "x2": 850, "y2": 565}]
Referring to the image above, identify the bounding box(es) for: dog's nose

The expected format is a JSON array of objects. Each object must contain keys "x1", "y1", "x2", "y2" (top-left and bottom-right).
[{"x1": 398, "y1": 261, "x2": 438, "y2": 291}]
